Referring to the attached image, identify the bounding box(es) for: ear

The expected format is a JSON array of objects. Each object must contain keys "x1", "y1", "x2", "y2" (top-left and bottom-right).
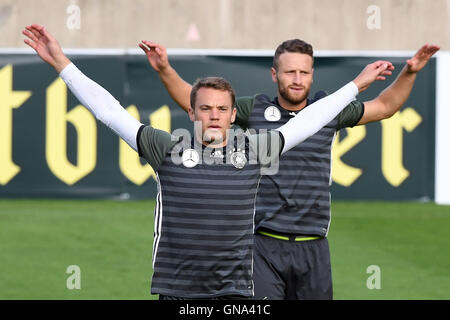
[
  {"x1": 231, "y1": 107, "x2": 237, "y2": 124},
  {"x1": 188, "y1": 106, "x2": 195, "y2": 122},
  {"x1": 271, "y1": 67, "x2": 278, "y2": 84}
]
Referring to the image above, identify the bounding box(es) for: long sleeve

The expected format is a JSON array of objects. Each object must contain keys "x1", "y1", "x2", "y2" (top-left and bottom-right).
[
  {"x1": 59, "y1": 63, "x2": 143, "y2": 151},
  {"x1": 276, "y1": 81, "x2": 359, "y2": 154}
]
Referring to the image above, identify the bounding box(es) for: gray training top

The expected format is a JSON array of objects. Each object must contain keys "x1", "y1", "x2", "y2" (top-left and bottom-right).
[
  {"x1": 235, "y1": 91, "x2": 364, "y2": 237},
  {"x1": 137, "y1": 126, "x2": 283, "y2": 298}
]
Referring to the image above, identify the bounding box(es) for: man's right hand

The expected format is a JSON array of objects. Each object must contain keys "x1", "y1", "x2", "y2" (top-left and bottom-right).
[
  {"x1": 353, "y1": 60, "x2": 394, "y2": 93},
  {"x1": 139, "y1": 41, "x2": 170, "y2": 73},
  {"x1": 23, "y1": 24, "x2": 70, "y2": 73},
  {"x1": 139, "y1": 40, "x2": 192, "y2": 112}
]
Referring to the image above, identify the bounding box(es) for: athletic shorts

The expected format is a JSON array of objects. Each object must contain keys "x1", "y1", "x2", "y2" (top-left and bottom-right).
[{"x1": 253, "y1": 230, "x2": 333, "y2": 300}]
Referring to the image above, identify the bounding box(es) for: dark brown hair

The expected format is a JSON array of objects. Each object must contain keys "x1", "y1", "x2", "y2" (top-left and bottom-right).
[
  {"x1": 273, "y1": 39, "x2": 314, "y2": 70},
  {"x1": 190, "y1": 77, "x2": 236, "y2": 109}
]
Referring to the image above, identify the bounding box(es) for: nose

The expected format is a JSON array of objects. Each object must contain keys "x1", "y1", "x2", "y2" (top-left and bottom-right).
[
  {"x1": 210, "y1": 108, "x2": 220, "y2": 119},
  {"x1": 293, "y1": 71, "x2": 302, "y2": 84}
]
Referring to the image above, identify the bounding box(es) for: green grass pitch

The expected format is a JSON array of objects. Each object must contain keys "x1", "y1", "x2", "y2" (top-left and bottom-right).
[{"x1": 0, "y1": 199, "x2": 449, "y2": 299}]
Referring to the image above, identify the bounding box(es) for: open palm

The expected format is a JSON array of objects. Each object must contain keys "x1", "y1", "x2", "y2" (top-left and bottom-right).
[
  {"x1": 23, "y1": 24, "x2": 69, "y2": 72},
  {"x1": 138, "y1": 40, "x2": 169, "y2": 72},
  {"x1": 406, "y1": 44, "x2": 440, "y2": 73}
]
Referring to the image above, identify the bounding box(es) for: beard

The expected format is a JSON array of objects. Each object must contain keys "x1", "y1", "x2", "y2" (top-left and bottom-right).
[{"x1": 278, "y1": 82, "x2": 310, "y2": 106}]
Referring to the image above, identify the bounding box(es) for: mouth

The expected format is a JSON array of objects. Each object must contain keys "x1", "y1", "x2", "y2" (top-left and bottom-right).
[
  {"x1": 207, "y1": 125, "x2": 221, "y2": 129},
  {"x1": 289, "y1": 86, "x2": 304, "y2": 92}
]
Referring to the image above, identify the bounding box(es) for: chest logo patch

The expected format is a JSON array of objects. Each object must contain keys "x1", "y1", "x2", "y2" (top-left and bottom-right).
[
  {"x1": 264, "y1": 106, "x2": 281, "y2": 122},
  {"x1": 230, "y1": 151, "x2": 247, "y2": 169},
  {"x1": 181, "y1": 149, "x2": 200, "y2": 168}
]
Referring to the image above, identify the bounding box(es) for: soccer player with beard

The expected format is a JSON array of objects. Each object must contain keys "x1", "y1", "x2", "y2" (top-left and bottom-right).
[
  {"x1": 24, "y1": 24, "x2": 393, "y2": 299},
  {"x1": 140, "y1": 38, "x2": 438, "y2": 299}
]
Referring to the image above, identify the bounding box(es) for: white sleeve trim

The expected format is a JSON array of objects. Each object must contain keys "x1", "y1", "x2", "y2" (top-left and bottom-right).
[
  {"x1": 276, "y1": 81, "x2": 358, "y2": 154},
  {"x1": 59, "y1": 63, "x2": 143, "y2": 151}
]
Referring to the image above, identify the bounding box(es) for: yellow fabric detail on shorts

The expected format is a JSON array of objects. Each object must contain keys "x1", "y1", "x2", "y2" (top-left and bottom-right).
[{"x1": 257, "y1": 230, "x2": 322, "y2": 241}]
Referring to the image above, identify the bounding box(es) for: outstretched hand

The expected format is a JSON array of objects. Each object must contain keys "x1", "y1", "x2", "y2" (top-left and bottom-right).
[
  {"x1": 406, "y1": 44, "x2": 440, "y2": 73},
  {"x1": 22, "y1": 24, "x2": 70, "y2": 73},
  {"x1": 353, "y1": 60, "x2": 395, "y2": 93},
  {"x1": 139, "y1": 41, "x2": 170, "y2": 73}
]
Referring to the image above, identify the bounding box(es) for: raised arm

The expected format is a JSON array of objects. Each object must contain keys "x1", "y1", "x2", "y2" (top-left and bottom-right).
[
  {"x1": 23, "y1": 24, "x2": 143, "y2": 151},
  {"x1": 139, "y1": 41, "x2": 192, "y2": 112},
  {"x1": 23, "y1": 24, "x2": 70, "y2": 73},
  {"x1": 277, "y1": 60, "x2": 393, "y2": 154},
  {"x1": 358, "y1": 44, "x2": 440, "y2": 125}
]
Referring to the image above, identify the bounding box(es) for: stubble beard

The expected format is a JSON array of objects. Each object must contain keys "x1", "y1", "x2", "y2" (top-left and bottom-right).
[{"x1": 278, "y1": 82, "x2": 310, "y2": 106}]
